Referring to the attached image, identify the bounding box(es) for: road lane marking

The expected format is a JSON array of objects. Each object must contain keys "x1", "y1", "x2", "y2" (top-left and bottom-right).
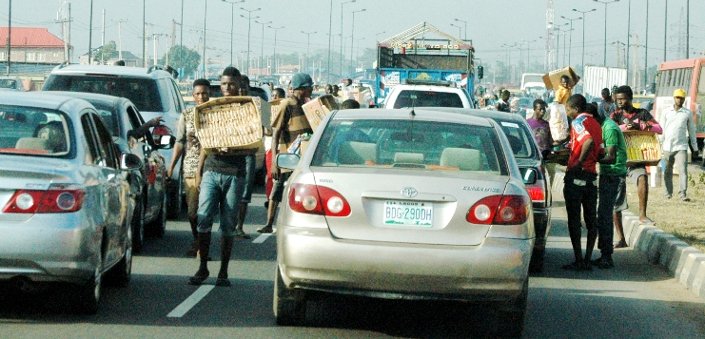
[
  {"x1": 253, "y1": 233, "x2": 272, "y2": 243},
  {"x1": 167, "y1": 285, "x2": 215, "y2": 318}
]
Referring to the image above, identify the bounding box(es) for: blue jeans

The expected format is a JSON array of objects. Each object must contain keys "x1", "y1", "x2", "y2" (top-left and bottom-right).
[
  {"x1": 241, "y1": 154, "x2": 256, "y2": 204},
  {"x1": 197, "y1": 171, "x2": 244, "y2": 237}
]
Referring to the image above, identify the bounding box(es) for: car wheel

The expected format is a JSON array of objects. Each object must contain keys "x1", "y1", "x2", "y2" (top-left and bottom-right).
[
  {"x1": 106, "y1": 223, "x2": 133, "y2": 287},
  {"x1": 494, "y1": 278, "x2": 528, "y2": 337},
  {"x1": 273, "y1": 267, "x2": 306, "y2": 326},
  {"x1": 131, "y1": 197, "x2": 145, "y2": 253},
  {"x1": 76, "y1": 249, "x2": 102, "y2": 315},
  {"x1": 166, "y1": 175, "x2": 182, "y2": 220},
  {"x1": 147, "y1": 194, "x2": 167, "y2": 238}
]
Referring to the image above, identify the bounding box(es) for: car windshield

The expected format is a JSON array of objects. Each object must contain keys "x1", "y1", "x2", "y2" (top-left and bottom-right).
[
  {"x1": 394, "y1": 90, "x2": 463, "y2": 108},
  {"x1": 0, "y1": 105, "x2": 71, "y2": 156},
  {"x1": 311, "y1": 118, "x2": 506, "y2": 175},
  {"x1": 494, "y1": 119, "x2": 535, "y2": 159},
  {"x1": 44, "y1": 75, "x2": 163, "y2": 112},
  {"x1": 92, "y1": 104, "x2": 121, "y2": 136}
]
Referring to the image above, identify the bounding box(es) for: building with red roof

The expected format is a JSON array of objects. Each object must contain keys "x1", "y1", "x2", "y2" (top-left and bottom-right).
[{"x1": 0, "y1": 27, "x2": 69, "y2": 64}]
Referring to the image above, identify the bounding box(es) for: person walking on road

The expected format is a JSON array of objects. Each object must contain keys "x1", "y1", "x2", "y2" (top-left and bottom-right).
[
  {"x1": 589, "y1": 103, "x2": 627, "y2": 269},
  {"x1": 660, "y1": 88, "x2": 698, "y2": 202},
  {"x1": 189, "y1": 66, "x2": 249, "y2": 287},
  {"x1": 610, "y1": 85, "x2": 662, "y2": 225},
  {"x1": 229, "y1": 75, "x2": 255, "y2": 240},
  {"x1": 167, "y1": 78, "x2": 210, "y2": 257},
  {"x1": 598, "y1": 87, "x2": 616, "y2": 121},
  {"x1": 258, "y1": 73, "x2": 314, "y2": 234},
  {"x1": 563, "y1": 94, "x2": 603, "y2": 271}
]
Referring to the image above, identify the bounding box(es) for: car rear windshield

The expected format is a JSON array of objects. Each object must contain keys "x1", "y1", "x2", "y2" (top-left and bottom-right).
[
  {"x1": 495, "y1": 120, "x2": 535, "y2": 159},
  {"x1": 44, "y1": 75, "x2": 163, "y2": 112},
  {"x1": 311, "y1": 118, "x2": 506, "y2": 174},
  {"x1": 393, "y1": 90, "x2": 463, "y2": 108},
  {"x1": 0, "y1": 106, "x2": 71, "y2": 157}
]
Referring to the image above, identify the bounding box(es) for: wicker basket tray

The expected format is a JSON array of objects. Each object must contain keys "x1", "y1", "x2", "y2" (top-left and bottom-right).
[
  {"x1": 624, "y1": 130, "x2": 661, "y2": 167},
  {"x1": 194, "y1": 96, "x2": 263, "y2": 151}
]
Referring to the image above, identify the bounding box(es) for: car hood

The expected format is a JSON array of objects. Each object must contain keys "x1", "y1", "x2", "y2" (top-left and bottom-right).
[{"x1": 309, "y1": 168, "x2": 511, "y2": 246}]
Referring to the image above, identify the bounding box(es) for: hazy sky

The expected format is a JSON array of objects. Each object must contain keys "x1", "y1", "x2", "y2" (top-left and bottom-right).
[{"x1": 1, "y1": 0, "x2": 703, "y2": 72}]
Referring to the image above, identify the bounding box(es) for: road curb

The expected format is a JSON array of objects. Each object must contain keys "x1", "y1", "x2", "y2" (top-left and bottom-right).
[
  {"x1": 622, "y1": 209, "x2": 705, "y2": 299},
  {"x1": 552, "y1": 169, "x2": 705, "y2": 299}
]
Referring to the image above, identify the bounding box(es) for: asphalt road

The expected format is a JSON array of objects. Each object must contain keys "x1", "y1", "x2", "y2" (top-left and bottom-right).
[{"x1": 2, "y1": 183, "x2": 705, "y2": 338}]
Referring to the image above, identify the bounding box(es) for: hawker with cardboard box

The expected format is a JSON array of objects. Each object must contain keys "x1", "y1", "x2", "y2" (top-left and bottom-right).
[{"x1": 258, "y1": 73, "x2": 315, "y2": 234}]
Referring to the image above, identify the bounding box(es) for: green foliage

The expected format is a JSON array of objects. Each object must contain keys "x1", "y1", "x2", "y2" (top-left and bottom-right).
[
  {"x1": 160, "y1": 45, "x2": 201, "y2": 78},
  {"x1": 93, "y1": 41, "x2": 118, "y2": 63}
]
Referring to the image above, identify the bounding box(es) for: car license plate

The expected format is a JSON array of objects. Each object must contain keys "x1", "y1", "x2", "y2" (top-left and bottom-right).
[{"x1": 383, "y1": 200, "x2": 433, "y2": 227}]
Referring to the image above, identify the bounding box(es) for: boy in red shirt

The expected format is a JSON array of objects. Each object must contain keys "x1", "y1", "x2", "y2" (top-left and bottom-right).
[{"x1": 563, "y1": 94, "x2": 603, "y2": 270}]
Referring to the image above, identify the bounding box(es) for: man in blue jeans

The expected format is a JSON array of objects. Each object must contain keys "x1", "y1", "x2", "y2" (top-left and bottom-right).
[{"x1": 189, "y1": 66, "x2": 248, "y2": 287}]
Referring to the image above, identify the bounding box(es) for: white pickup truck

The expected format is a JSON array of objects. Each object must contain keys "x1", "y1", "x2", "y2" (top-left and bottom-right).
[{"x1": 383, "y1": 80, "x2": 475, "y2": 109}]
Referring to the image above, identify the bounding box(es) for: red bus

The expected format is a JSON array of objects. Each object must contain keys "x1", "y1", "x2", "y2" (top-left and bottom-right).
[{"x1": 653, "y1": 58, "x2": 705, "y2": 162}]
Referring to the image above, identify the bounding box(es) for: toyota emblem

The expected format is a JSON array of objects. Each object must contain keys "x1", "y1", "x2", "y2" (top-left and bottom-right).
[{"x1": 400, "y1": 187, "x2": 418, "y2": 198}]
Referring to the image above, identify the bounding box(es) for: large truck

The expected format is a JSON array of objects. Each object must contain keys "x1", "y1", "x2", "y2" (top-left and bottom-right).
[
  {"x1": 374, "y1": 22, "x2": 478, "y2": 106},
  {"x1": 581, "y1": 65, "x2": 627, "y2": 99},
  {"x1": 521, "y1": 73, "x2": 547, "y2": 98}
]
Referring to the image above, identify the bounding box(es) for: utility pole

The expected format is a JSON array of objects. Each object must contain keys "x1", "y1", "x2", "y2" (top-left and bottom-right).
[
  {"x1": 241, "y1": 6, "x2": 261, "y2": 75},
  {"x1": 340, "y1": 0, "x2": 356, "y2": 79},
  {"x1": 142, "y1": 0, "x2": 146, "y2": 67},
  {"x1": 101, "y1": 9, "x2": 105, "y2": 64},
  {"x1": 117, "y1": 19, "x2": 126, "y2": 60},
  {"x1": 88, "y1": 0, "x2": 93, "y2": 64},
  {"x1": 6, "y1": 0, "x2": 11, "y2": 75},
  {"x1": 56, "y1": 1, "x2": 73, "y2": 63},
  {"x1": 327, "y1": 0, "x2": 332, "y2": 84}
]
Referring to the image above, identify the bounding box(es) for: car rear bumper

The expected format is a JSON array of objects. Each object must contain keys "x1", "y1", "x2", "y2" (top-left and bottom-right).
[
  {"x1": 533, "y1": 207, "x2": 551, "y2": 248},
  {"x1": 0, "y1": 215, "x2": 99, "y2": 284},
  {"x1": 278, "y1": 227, "x2": 532, "y2": 303}
]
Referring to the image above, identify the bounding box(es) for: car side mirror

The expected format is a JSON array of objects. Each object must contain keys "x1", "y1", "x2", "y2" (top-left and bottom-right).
[
  {"x1": 276, "y1": 153, "x2": 300, "y2": 170},
  {"x1": 121, "y1": 153, "x2": 143, "y2": 170},
  {"x1": 522, "y1": 168, "x2": 538, "y2": 185},
  {"x1": 154, "y1": 134, "x2": 176, "y2": 150}
]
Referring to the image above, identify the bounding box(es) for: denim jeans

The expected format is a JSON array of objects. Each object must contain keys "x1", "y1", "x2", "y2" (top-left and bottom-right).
[
  {"x1": 597, "y1": 175, "x2": 625, "y2": 256},
  {"x1": 197, "y1": 171, "x2": 244, "y2": 237},
  {"x1": 241, "y1": 154, "x2": 256, "y2": 204},
  {"x1": 663, "y1": 150, "x2": 688, "y2": 198}
]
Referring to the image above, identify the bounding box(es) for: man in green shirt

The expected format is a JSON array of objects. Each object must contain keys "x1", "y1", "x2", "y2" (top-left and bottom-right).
[{"x1": 590, "y1": 103, "x2": 628, "y2": 269}]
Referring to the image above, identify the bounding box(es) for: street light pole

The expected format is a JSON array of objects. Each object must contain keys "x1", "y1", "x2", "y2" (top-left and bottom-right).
[
  {"x1": 269, "y1": 25, "x2": 284, "y2": 76},
  {"x1": 560, "y1": 15, "x2": 582, "y2": 66},
  {"x1": 240, "y1": 6, "x2": 261, "y2": 75},
  {"x1": 454, "y1": 18, "x2": 467, "y2": 40},
  {"x1": 202, "y1": 0, "x2": 207, "y2": 76},
  {"x1": 450, "y1": 23, "x2": 462, "y2": 39},
  {"x1": 594, "y1": 0, "x2": 620, "y2": 66},
  {"x1": 301, "y1": 30, "x2": 317, "y2": 74},
  {"x1": 222, "y1": 0, "x2": 244, "y2": 66},
  {"x1": 340, "y1": 0, "x2": 356, "y2": 79},
  {"x1": 573, "y1": 8, "x2": 596, "y2": 74},
  {"x1": 327, "y1": 0, "x2": 333, "y2": 83},
  {"x1": 256, "y1": 19, "x2": 271, "y2": 77},
  {"x1": 350, "y1": 8, "x2": 366, "y2": 76}
]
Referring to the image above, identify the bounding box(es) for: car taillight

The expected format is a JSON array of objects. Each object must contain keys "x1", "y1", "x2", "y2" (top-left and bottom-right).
[
  {"x1": 466, "y1": 194, "x2": 530, "y2": 225},
  {"x1": 288, "y1": 183, "x2": 351, "y2": 217},
  {"x1": 2, "y1": 187, "x2": 85, "y2": 214},
  {"x1": 526, "y1": 183, "x2": 546, "y2": 203}
]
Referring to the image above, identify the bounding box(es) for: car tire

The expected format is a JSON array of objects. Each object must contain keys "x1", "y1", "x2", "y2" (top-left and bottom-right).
[
  {"x1": 494, "y1": 278, "x2": 528, "y2": 337},
  {"x1": 147, "y1": 194, "x2": 167, "y2": 238},
  {"x1": 131, "y1": 197, "x2": 145, "y2": 253},
  {"x1": 106, "y1": 223, "x2": 132, "y2": 287},
  {"x1": 166, "y1": 175, "x2": 182, "y2": 220},
  {"x1": 75, "y1": 249, "x2": 102, "y2": 315},
  {"x1": 273, "y1": 267, "x2": 306, "y2": 326}
]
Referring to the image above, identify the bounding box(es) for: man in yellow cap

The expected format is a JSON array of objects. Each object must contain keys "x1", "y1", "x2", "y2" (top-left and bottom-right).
[{"x1": 660, "y1": 88, "x2": 698, "y2": 202}]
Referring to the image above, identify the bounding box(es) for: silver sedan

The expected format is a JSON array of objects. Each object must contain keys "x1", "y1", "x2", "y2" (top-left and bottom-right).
[
  {"x1": 273, "y1": 108, "x2": 534, "y2": 336},
  {"x1": 0, "y1": 92, "x2": 141, "y2": 314}
]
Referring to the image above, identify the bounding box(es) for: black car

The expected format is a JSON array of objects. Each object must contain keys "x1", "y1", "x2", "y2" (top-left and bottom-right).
[{"x1": 45, "y1": 91, "x2": 175, "y2": 252}]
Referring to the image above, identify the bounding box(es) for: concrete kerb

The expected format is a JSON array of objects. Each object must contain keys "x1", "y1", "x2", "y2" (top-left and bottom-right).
[{"x1": 622, "y1": 209, "x2": 705, "y2": 300}]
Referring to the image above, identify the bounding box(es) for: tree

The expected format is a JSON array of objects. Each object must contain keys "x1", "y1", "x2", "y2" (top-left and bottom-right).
[
  {"x1": 93, "y1": 41, "x2": 118, "y2": 63},
  {"x1": 160, "y1": 45, "x2": 201, "y2": 79}
]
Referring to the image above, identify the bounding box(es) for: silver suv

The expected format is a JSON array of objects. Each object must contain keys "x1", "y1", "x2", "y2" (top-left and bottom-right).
[{"x1": 43, "y1": 64, "x2": 187, "y2": 220}]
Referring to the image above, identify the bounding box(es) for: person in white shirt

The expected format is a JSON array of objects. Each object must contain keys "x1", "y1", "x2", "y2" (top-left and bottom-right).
[{"x1": 660, "y1": 88, "x2": 698, "y2": 201}]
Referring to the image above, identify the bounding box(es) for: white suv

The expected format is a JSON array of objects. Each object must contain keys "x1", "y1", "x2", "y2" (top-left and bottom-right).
[
  {"x1": 383, "y1": 80, "x2": 475, "y2": 109},
  {"x1": 43, "y1": 64, "x2": 187, "y2": 220}
]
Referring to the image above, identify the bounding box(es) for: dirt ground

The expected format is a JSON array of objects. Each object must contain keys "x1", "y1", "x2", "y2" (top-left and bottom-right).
[{"x1": 624, "y1": 162, "x2": 705, "y2": 252}]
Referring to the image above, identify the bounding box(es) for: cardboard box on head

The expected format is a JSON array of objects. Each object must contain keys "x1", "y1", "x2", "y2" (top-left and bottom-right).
[
  {"x1": 543, "y1": 66, "x2": 581, "y2": 90},
  {"x1": 302, "y1": 94, "x2": 339, "y2": 131}
]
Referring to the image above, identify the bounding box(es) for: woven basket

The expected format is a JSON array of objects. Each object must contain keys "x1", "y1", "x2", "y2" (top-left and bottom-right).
[
  {"x1": 194, "y1": 96, "x2": 263, "y2": 151},
  {"x1": 624, "y1": 130, "x2": 661, "y2": 167}
]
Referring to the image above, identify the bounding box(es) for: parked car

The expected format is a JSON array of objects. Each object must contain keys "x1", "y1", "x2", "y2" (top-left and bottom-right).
[
  {"x1": 42, "y1": 64, "x2": 186, "y2": 219},
  {"x1": 0, "y1": 91, "x2": 142, "y2": 314},
  {"x1": 273, "y1": 107, "x2": 533, "y2": 336},
  {"x1": 44, "y1": 91, "x2": 175, "y2": 252},
  {"x1": 454, "y1": 108, "x2": 553, "y2": 272},
  {"x1": 383, "y1": 80, "x2": 475, "y2": 109}
]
